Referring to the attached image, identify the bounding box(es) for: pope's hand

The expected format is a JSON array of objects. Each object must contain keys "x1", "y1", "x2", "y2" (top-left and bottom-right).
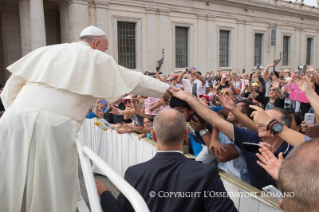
[
  {"x1": 249, "y1": 105, "x2": 272, "y2": 127},
  {"x1": 171, "y1": 83, "x2": 192, "y2": 102}
]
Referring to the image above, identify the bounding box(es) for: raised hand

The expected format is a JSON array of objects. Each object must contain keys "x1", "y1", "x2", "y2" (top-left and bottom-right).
[
  {"x1": 271, "y1": 81, "x2": 280, "y2": 89},
  {"x1": 250, "y1": 105, "x2": 272, "y2": 127},
  {"x1": 291, "y1": 74, "x2": 312, "y2": 93},
  {"x1": 171, "y1": 83, "x2": 192, "y2": 101},
  {"x1": 109, "y1": 105, "x2": 121, "y2": 115},
  {"x1": 256, "y1": 144, "x2": 283, "y2": 181},
  {"x1": 267, "y1": 62, "x2": 276, "y2": 67},
  {"x1": 209, "y1": 140, "x2": 227, "y2": 157},
  {"x1": 218, "y1": 94, "x2": 234, "y2": 111}
]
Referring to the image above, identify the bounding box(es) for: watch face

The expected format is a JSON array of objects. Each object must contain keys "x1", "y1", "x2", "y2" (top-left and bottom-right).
[{"x1": 273, "y1": 123, "x2": 283, "y2": 132}]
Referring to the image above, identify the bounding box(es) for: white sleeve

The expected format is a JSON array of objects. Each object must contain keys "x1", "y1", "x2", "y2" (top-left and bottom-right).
[
  {"x1": 0, "y1": 74, "x2": 27, "y2": 109},
  {"x1": 130, "y1": 75, "x2": 166, "y2": 98}
]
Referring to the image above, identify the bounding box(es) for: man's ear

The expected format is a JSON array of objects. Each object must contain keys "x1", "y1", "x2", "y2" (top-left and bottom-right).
[
  {"x1": 151, "y1": 130, "x2": 157, "y2": 143},
  {"x1": 93, "y1": 39, "x2": 100, "y2": 49}
]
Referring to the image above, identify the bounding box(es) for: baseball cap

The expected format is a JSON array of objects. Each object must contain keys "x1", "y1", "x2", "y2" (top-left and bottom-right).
[
  {"x1": 199, "y1": 95, "x2": 210, "y2": 101},
  {"x1": 122, "y1": 95, "x2": 131, "y2": 103}
]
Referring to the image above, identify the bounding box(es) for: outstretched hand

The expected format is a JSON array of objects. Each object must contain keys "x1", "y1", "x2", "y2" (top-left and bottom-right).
[
  {"x1": 171, "y1": 83, "x2": 192, "y2": 102},
  {"x1": 250, "y1": 105, "x2": 272, "y2": 127},
  {"x1": 256, "y1": 144, "x2": 283, "y2": 181},
  {"x1": 218, "y1": 94, "x2": 234, "y2": 111}
]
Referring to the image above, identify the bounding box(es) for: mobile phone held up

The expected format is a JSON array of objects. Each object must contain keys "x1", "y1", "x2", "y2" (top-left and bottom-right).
[
  {"x1": 297, "y1": 64, "x2": 307, "y2": 78},
  {"x1": 304, "y1": 113, "x2": 315, "y2": 126},
  {"x1": 242, "y1": 142, "x2": 260, "y2": 154}
]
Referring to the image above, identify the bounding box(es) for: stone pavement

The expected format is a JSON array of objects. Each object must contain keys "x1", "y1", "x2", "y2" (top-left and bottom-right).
[{"x1": 78, "y1": 161, "x2": 120, "y2": 211}]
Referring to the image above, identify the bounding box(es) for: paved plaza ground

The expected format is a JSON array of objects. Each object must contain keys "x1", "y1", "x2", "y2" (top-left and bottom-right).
[{"x1": 78, "y1": 161, "x2": 120, "y2": 210}]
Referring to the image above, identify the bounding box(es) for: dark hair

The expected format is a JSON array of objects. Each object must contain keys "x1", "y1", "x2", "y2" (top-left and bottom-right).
[
  {"x1": 169, "y1": 96, "x2": 192, "y2": 111},
  {"x1": 197, "y1": 71, "x2": 202, "y2": 76},
  {"x1": 269, "y1": 107, "x2": 292, "y2": 128},
  {"x1": 236, "y1": 99, "x2": 255, "y2": 120},
  {"x1": 172, "y1": 77, "x2": 178, "y2": 81},
  {"x1": 287, "y1": 111, "x2": 302, "y2": 126}
]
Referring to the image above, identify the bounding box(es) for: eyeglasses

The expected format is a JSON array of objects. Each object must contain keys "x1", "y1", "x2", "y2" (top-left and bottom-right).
[
  {"x1": 269, "y1": 89, "x2": 277, "y2": 92},
  {"x1": 219, "y1": 91, "x2": 230, "y2": 95}
]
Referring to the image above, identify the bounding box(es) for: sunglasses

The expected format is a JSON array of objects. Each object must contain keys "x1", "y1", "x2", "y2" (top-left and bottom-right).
[
  {"x1": 269, "y1": 89, "x2": 277, "y2": 92},
  {"x1": 219, "y1": 91, "x2": 230, "y2": 95}
]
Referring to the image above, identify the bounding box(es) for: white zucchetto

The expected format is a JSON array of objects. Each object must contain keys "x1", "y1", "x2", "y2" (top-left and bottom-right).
[{"x1": 80, "y1": 26, "x2": 106, "y2": 37}]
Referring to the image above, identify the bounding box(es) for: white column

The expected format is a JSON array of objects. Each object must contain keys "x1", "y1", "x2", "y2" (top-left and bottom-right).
[
  {"x1": 145, "y1": 8, "x2": 157, "y2": 72},
  {"x1": 197, "y1": 14, "x2": 207, "y2": 72},
  {"x1": 207, "y1": 15, "x2": 216, "y2": 71},
  {"x1": 30, "y1": 0, "x2": 46, "y2": 50},
  {"x1": 95, "y1": 1, "x2": 108, "y2": 36},
  {"x1": 68, "y1": 0, "x2": 89, "y2": 42},
  {"x1": 294, "y1": 27, "x2": 301, "y2": 67},
  {"x1": 275, "y1": 25, "x2": 282, "y2": 71},
  {"x1": 300, "y1": 28, "x2": 306, "y2": 63},
  {"x1": 244, "y1": 20, "x2": 252, "y2": 73},
  {"x1": 1, "y1": 10, "x2": 22, "y2": 80},
  {"x1": 59, "y1": 1, "x2": 69, "y2": 43},
  {"x1": 237, "y1": 19, "x2": 245, "y2": 71},
  {"x1": 159, "y1": 9, "x2": 169, "y2": 75},
  {"x1": 19, "y1": 0, "x2": 31, "y2": 56}
]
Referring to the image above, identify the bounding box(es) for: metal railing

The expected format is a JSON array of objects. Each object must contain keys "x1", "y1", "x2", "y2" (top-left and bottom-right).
[{"x1": 75, "y1": 136, "x2": 150, "y2": 212}]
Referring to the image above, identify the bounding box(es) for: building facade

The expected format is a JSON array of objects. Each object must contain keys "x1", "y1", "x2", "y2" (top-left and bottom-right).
[{"x1": 0, "y1": 0, "x2": 319, "y2": 85}]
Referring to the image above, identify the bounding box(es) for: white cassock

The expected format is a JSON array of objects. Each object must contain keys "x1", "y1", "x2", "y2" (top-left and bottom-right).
[{"x1": 0, "y1": 41, "x2": 166, "y2": 212}]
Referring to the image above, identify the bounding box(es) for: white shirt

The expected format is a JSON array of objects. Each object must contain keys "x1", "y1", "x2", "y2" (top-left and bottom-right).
[{"x1": 182, "y1": 79, "x2": 207, "y2": 96}]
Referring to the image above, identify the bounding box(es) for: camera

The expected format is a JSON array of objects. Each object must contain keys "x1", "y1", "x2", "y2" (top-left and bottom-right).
[
  {"x1": 297, "y1": 64, "x2": 307, "y2": 78},
  {"x1": 149, "y1": 71, "x2": 162, "y2": 75},
  {"x1": 257, "y1": 64, "x2": 263, "y2": 69},
  {"x1": 133, "y1": 95, "x2": 138, "y2": 98},
  {"x1": 186, "y1": 67, "x2": 192, "y2": 74}
]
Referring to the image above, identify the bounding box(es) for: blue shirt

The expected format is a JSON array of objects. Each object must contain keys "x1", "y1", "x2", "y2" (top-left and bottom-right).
[
  {"x1": 86, "y1": 106, "x2": 107, "y2": 119},
  {"x1": 232, "y1": 125, "x2": 294, "y2": 189}
]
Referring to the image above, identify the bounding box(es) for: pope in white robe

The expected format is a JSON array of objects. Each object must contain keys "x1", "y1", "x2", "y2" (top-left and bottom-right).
[{"x1": 0, "y1": 26, "x2": 171, "y2": 212}]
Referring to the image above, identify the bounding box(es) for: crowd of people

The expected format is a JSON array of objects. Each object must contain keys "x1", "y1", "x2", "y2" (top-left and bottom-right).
[
  {"x1": 1, "y1": 24, "x2": 318, "y2": 211},
  {"x1": 90, "y1": 65, "x2": 319, "y2": 212}
]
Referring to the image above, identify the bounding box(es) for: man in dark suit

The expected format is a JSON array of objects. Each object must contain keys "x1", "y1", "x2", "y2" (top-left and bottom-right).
[{"x1": 96, "y1": 108, "x2": 237, "y2": 212}]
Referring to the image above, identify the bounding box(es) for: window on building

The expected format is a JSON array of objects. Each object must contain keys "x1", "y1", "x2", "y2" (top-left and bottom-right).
[
  {"x1": 283, "y1": 36, "x2": 290, "y2": 66},
  {"x1": 254, "y1": 34, "x2": 263, "y2": 66},
  {"x1": 306, "y1": 38, "x2": 312, "y2": 65},
  {"x1": 175, "y1": 27, "x2": 188, "y2": 68},
  {"x1": 219, "y1": 30, "x2": 230, "y2": 67},
  {"x1": 117, "y1": 22, "x2": 136, "y2": 69}
]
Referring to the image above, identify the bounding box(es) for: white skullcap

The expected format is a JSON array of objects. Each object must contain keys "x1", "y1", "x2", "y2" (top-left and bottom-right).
[{"x1": 80, "y1": 26, "x2": 106, "y2": 37}]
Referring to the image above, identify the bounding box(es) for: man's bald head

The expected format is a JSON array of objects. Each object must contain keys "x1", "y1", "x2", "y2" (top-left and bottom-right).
[
  {"x1": 278, "y1": 138, "x2": 319, "y2": 212},
  {"x1": 153, "y1": 108, "x2": 187, "y2": 148}
]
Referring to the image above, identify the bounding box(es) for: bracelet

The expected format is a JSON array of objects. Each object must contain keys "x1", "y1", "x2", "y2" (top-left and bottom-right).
[
  {"x1": 266, "y1": 119, "x2": 276, "y2": 131},
  {"x1": 269, "y1": 120, "x2": 279, "y2": 132}
]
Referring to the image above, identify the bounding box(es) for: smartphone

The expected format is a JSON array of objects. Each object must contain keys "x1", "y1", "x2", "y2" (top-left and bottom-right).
[
  {"x1": 242, "y1": 69, "x2": 246, "y2": 74},
  {"x1": 304, "y1": 113, "x2": 315, "y2": 126},
  {"x1": 297, "y1": 64, "x2": 307, "y2": 78},
  {"x1": 262, "y1": 185, "x2": 282, "y2": 201},
  {"x1": 192, "y1": 83, "x2": 198, "y2": 97},
  {"x1": 242, "y1": 142, "x2": 260, "y2": 154}
]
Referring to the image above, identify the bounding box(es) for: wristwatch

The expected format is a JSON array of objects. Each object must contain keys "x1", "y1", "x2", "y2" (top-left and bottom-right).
[
  {"x1": 199, "y1": 129, "x2": 209, "y2": 137},
  {"x1": 271, "y1": 122, "x2": 283, "y2": 135}
]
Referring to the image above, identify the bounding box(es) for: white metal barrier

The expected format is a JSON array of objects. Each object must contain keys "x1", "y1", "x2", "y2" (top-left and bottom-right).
[
  {"x1": 78, "y1": 118, "x2": 282, "y2": 212},
  {"x1": 76, "y1": 136, "x2": 150, "y2": 212}
]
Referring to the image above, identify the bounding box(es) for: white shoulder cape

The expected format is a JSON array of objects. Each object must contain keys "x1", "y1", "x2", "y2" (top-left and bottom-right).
[{"x1": 7, "y1": 42, "x2": 152, "y2": 103}]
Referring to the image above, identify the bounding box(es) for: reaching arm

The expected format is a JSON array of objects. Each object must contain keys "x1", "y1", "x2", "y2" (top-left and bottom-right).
[
  {"x1": 148, "y1": 100, "x2": 162, "y2": 113},
  {"x1": 173, "y1": 89, "x2": 234, "y2": 140},
  {"x1": 250, "y1": 105, "x2": 305, "y2": 146},
  {"x1": 177, "y1": 68, "x2": 187, "y2": 84},
  {"x1": 0, "y1": 74, "x2": 27, "y2": 109},
  {"x1": 193, "y1": 70, "x2": 206, "y2": 86},
  {"x1": 262, "y1": 63, "x2": 275, "y2": 83}
]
